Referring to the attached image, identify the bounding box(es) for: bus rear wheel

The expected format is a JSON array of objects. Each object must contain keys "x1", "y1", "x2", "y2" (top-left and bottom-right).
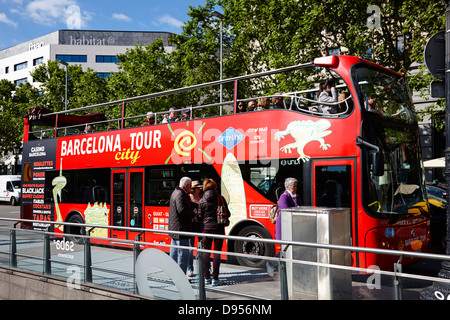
[
  {"x1": 233, "y1": 225, "x2": 274, "y2": 268},
  {"x1": 65, "y1": 214, "x2": 86, "y2": 244}
]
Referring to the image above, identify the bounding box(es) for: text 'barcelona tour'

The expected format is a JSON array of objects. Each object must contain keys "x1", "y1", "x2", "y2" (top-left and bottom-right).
[{"x1": 60, "y1": 130, "x2": 162, "y2": 158}]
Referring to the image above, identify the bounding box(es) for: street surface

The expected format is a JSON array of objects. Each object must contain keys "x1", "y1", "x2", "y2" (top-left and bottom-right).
[{"x1": 0, "y1": 203, "x2": 20, "y2": 229}]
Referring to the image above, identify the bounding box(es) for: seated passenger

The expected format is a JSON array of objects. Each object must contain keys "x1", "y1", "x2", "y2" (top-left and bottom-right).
[
  {"x1": 271, "y1": 94, "x2": 284, "y2": 109},
  {"x1": 247, "y1": 100, "x2": 256, "y2": 111},
  {"x1": 237, "y1": 102, "x2": 246, "y2": 113},
  {"x1": 180, "y1": 109, "x2": 190, "y2": 121},
  {"x1": 84, "y1": 124, "x2": 94, "y2": 133},
  {"x1": 318, "y1": 79, "x2": 338, "y2": 114},
  {"x1": 143, "y1": 112, "x2": 155, "y2": 125},
  {"x1": 338, "y1": 89, "x2": 353, "y2": 113},
  {"x1": 162, "y1": 107, "x2": 178, "y2": 123},
  {"x1": 258, "y1": 97, "x2": 270, "y2": 110}
]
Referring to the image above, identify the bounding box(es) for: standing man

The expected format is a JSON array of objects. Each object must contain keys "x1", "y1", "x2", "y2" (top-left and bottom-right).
[{"x1": 169, "y1": 177, "x2": 193, "y2": 273}]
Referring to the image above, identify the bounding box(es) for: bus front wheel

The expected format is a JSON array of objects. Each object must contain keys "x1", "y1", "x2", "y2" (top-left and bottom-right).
[{"x1": 233, "y1": 225, "x2": 274, "y2": 268}]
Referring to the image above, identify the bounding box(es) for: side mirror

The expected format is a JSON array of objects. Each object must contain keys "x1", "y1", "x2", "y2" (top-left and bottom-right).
[
  {"x1": 356, "y1": 136, "x2": 384, "y2": 176},
  {"x1": 372, "y1": 150, "x2": 384, "y2": 176}
]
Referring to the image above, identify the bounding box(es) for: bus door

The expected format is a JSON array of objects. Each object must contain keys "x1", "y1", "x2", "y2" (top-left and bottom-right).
[
  {"x1": 312, "y1": 159, "x2": 356, "y2": 261},
  {"x1": 110, "y1": 168, "x2": 145, "y2": 243}
]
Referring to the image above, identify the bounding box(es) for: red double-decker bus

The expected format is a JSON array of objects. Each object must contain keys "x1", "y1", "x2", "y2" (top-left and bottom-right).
[{"x1": 21, "y1": 55, "x2": 431, "y2": 270}]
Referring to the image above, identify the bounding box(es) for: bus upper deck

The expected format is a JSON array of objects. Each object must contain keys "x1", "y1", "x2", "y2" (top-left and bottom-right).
[
  {"x1": 24, "y1": 56, "x2": 358, "y2": 140},
  {"x1": 24, "y1": 54, "x2": 416, "y2": 142}
]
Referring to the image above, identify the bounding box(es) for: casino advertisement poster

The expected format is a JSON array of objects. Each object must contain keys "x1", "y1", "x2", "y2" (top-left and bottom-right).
[{"x1": 21, "y1": 139, "x2": 57, "y2": 230}]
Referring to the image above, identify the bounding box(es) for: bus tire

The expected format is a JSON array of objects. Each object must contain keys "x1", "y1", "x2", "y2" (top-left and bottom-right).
[
  {"x1": 65, "y1": 213, "x2": 86, "y2": 244},
  {"x1": 233, "y1": 225, "x2": 275, "y2": 268}
]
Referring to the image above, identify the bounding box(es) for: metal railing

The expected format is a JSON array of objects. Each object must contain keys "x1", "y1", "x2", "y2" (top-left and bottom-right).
[{"x1": 0, "y1": 217, "x2": 449, "y2": 300}]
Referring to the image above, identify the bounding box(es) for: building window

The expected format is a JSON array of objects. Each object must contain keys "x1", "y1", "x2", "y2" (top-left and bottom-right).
[
  {"x1": 56, "y1": 54, "x2": 87, "y2": 63},
  {"x1": 5, "y1": 67, "x2": 9, "y2": 74},
  {"x1": 328, "y1": 48, "x2": 340, "y2": 56},
  {"x1": 33, "y1": 57, "x2": 44, "y2": 66},
  {"x1": 96, "y1": 55, "x2": 119, "y2": 63},
  {"x1": 397, "y1": 34, "x2": 411, "y2": 54},
  {"x1": 97, "y1": 72, "x2": 111, "y2": 78},
  {"x1": 14, "y1": 78, "x2": 28, "y2": 86},
  {"x1": 14, "y1": 61, "x2": 28, "y2": 71},
  {"x1": 363, "y1": 47, "x2": 373, "y2": 60}
]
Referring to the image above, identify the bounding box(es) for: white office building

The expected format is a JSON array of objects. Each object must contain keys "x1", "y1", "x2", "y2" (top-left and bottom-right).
[{"x1": 0, "y1": 30, "x2": 175, "y2": 86}]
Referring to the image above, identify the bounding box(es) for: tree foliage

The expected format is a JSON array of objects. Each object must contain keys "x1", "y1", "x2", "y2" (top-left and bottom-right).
[
  {"x1": 31, "y1": 60, "x2": 108, "y2": 112},
  {"x1": 0, "y1": 80, "x2": 38, "y2": 153}
]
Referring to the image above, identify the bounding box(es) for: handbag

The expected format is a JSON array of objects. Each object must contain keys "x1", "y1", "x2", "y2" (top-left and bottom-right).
[
  {"x1": 269, "y1": 204, "x2": 279, "y2": 224},
  {"x1": 216, "y1": 196, "x2": 230, "y2": 226}
]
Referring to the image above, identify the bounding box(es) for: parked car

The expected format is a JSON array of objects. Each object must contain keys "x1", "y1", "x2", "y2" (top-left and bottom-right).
[{"x1": 426, "y1": 185, "x2": 447, "y2": 252}]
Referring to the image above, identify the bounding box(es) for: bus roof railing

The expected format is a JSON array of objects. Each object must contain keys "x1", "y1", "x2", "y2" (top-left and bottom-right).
[
  {"x1": 39, "y1": 62, "x2": 315, "y2": 117},
  {"x1": 27, "y1": 59, "x2": 359, "y2": 138},
  {"x1": 28, "y1": 90, "x2": 354, "y2": 138}
]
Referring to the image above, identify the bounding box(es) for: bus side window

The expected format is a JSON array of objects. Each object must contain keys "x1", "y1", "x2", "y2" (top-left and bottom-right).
[
  {"x1": 315, "y1": 165, "x2": 351, "y2": 208},
  {"x1": 147, "y1": 167, "x2": 176, "y2": 205}
]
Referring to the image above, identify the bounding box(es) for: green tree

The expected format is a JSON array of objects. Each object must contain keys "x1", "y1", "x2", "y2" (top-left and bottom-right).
[
  {"x1": 107, "y1": 40, "x2": 184, "y2": 122},
  {"x1": 31, "y1": 60, "x2": 109, "y2": 112},
  {"x1": 156, "y1": 0, "x2": 442, "y2": 107},
  {"x1": 0, "y1": 81, "x2": 37, "y2": 153}
]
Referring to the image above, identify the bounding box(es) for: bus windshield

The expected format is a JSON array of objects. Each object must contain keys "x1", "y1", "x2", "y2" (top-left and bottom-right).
[
  {"x1": 354, "y1": 65, "x2": 415, "y2": 122},
  {"x1": 356, "y1": 65, "x2": 428, "y2": 217},
  {"x1": 362, "y1": 123, "x2": 428, "y2": 216}
]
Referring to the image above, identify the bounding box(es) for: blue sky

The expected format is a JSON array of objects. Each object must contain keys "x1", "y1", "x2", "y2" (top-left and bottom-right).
[{"x1": 0, "y1": 0, "x2": 209, "y2": 49}]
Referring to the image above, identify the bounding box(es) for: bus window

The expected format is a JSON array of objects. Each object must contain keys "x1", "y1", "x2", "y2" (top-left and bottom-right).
[
  {"x1": 179, "y1": 163, "x2": 220, "y2": 190},
  {"x1": 239, "y1": 159, "x2": 304, "y2": 203},
  {"x1": 129, "y1": 171, "x2": 143, "y2": 228},
  {"x1": 77, "y1": 169, "x2": 110, "y2": 203},
  {"x1": 44, "y1": 168, "x2": 110, "y2": 204},
  {"x1": 147, "y1": 167, "x2": 176, "y2": 205},
  {"x1": 112, "y1": 172, "x2": 125, "y2": 226},
  {"x1": 315, "y1": 165, "x2": 352, "y2": 208}
]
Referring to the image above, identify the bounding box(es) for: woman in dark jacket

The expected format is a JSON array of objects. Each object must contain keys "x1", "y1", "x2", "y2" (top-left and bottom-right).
[{"x1": 197, "y1": 178, "x2": 230, "y2": 286}]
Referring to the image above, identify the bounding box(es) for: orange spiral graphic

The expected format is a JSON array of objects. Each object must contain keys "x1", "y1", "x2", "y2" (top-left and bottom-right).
[{"x1": 174, "y1": 130, "x2": 197, "y2": 156}]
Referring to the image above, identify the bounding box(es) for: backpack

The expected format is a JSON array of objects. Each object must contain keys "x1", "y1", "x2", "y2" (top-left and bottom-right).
[{"x1": 269, "y1": 204, "x2": 279, "y2": 224}]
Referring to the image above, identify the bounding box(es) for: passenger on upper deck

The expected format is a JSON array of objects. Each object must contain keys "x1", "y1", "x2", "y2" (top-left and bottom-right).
[
  {"x1": 180, "y1": 109, "x2": 190, "y2": 121},
  {"x1": 162, "y1": 107, "x2": 178, "y2": 123},
  {"x1": 247, "y1": 100, "x2": 256, "y2": 112},
  {"x1": 237, "y1": 101, "x2": 246, "y2": 113},
  {"x1": 318, "y1": 79, "x2": 338, "y2": 114},
  {"x1": 84, "y1": 124, "x2": 94, "y2": 133},
  {"x1": 338, "y1": 89, "x2": 351, "y2": 113},
  {"x1": 144, "y1": 112, "x2": 156, "y2": 125},
  {"x1": 271, "y1": 94, "x2": 284, "y2": 109},
  {"x1": 257, "y1": 97, "x2": 270, "y2": 110}
]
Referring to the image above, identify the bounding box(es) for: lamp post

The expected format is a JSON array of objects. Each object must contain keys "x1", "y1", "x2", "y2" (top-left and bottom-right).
[
  {"x1": 212, "y1": 10, "x2": 224, "y2": 115},
  {"x1": 58, "y1": 60, "x2": 68, "y2": 113},
  {"x1": 13, "y1": 143, "x2": 19, "y2": 175},
  {"x1": 58, "y1": 60, "x2": 68, "y2": 135}
]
